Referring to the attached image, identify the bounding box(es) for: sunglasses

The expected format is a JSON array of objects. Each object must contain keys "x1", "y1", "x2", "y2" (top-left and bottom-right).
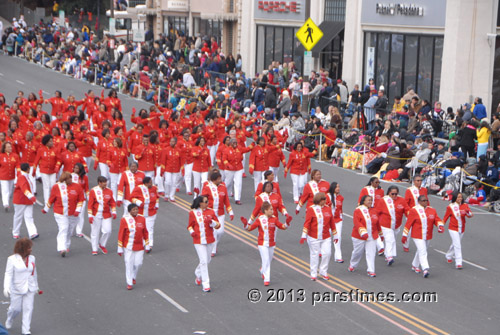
[
  {"x1": 389, "y1": 193, "x2": 398, "y2": 195},
  {"x1": 202, "y1": 200, "x2": 208, "y2": 204},
  {"x1": 421, "y1": 199, "x2": 429, "y2": 202}
]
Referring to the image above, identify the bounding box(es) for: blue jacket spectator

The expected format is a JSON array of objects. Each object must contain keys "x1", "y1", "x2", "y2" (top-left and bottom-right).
[{"x1": 473, "y1": 98, "x2": 487, "y2": 119}]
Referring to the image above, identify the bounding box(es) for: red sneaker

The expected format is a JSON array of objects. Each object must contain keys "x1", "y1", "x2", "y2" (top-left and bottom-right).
[
  {"x1": 403, "y1": 247, "x2": 409, "y2": 252},
  {"x1": 235, "y1": 200, "x2": 241, "y2": 205},
  {"x1": 321, "y1": 275, "x2": 329, "y2": 281},
  {"x1": 310, "y1": 277, "x2": 317, "y2": 281},
  {"x1": 92, "y1": 251, "x2": 98, "y2": 256},
  {"x1": 348, "y1": 266, "x2": 355, "y2": 272},
  {"x1": 127, "y1": 285, "x2": 133, "y2": 290},
  {"x1": 203, "y1": 287, "x2": 211, "y2": 292},
  {"x1": 99, "y1": 245, "x2": 108, "y2": 254},
  {"x1": 242, "y1": 173, "x2": 247, "y2": 178},
  {"x1": 195, "y1": 277, "x2": 201, "y2": 286},
  {"x1": 133, "y1": 279, "x2": 136, "y2": 285},
  {"x1": 164, "y1": 197, "x2": 169, "y2": 202},
  {"x1": 176, "y1": 188, "x2": 180, "y2": 192},
  {"x1": 447, "y1": 258, "x2": 453, "y2": 263},
  {"x1": 456, "y1": 265, "x2": 463, "y2": 269},
  {"x1": 264, "y1": 281, "x2": 270, "y2": 286},
  {"x1": 378, "y1": 248, "x2": 385, "y2": 256},
  {"x1": 412, "y1": 266, "x2": 421, "y2": 273},
  {"x1": 367, "y1": 272, "x2": 376, "y2": 278},
  {"x1": 187, "y1": 192, "x2": 193, "y2": 196}
]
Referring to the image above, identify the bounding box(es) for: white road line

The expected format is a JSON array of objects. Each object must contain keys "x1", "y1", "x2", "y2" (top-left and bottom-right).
[
  {"x1": 433, "y1": 249, "x2": 488, "y2": 270},
  {"x1": 82, "y1": 233, "x2": 92, "y2": 244},
  {"x1": 0, "y1": 73, "x2": 4, "y2": 76},
  {"x1": 16, "y1": 80, "x2": 24, "y2": 85},
  {"x1": 154, "y1": 289, "x2": 189, "y2": 313},
  {"x1": 42, "y1": 90, "x2": 50, "y2": 95}
]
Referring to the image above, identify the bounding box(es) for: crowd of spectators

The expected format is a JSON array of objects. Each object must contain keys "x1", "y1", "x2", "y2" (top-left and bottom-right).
[{"x1": 2, "y1": 15, "x2": 500, "y2": 211}]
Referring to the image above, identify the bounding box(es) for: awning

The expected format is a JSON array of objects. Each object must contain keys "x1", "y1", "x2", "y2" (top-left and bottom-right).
[{"x1": 296, "y1": 21, "x2": 344, "y2": 57}]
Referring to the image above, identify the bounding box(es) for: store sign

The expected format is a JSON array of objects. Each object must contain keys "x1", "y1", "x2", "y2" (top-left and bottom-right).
[
  {"x1": 167, "y1": 0, "x2": 188, "y2": 11},
  {"x1": 361, "y1": 0, "x2": 446, "y2": 27},
  {"x1": 375, "y1": 3, "x2": 424, "y2": 16},
  {"x1": 254, "y1": 0, "x2": 306, "y2": 21}
]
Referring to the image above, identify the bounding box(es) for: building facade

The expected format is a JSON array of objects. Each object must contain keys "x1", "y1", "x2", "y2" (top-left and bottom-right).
[{"x1": 343, "y1": 0, "x2": 499, "y2": 115}]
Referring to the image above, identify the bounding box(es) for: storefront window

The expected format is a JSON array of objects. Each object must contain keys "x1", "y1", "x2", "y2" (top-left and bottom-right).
[
  {"x1": 256, "y1": 25, "x2": 302, "y2": 74},
  {"x1": 265, "y1": 27, "x2": 274, "y2": 70},
  {"x1": 165, "y1": 16, "x2": 189, "y2": 37},
  {"x1": 283, "y1": 28, "x2": 294, "y2": 64},
  {"x1": 364, "y1": 32, "x2": 443, "y2": 104},
  {"x1": 256, "y1": 26, "x2": 265, "y2": 74}
]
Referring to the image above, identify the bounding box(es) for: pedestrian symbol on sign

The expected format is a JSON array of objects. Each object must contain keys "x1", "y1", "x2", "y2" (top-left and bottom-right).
[{"x1": 305, "y1": 24, "x2": 313, "y2": 43}]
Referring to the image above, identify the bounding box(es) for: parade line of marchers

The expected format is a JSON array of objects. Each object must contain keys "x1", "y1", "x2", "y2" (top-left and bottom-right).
[{"x1": 248, "y1": 288, "x2": 438, "y2": 305}]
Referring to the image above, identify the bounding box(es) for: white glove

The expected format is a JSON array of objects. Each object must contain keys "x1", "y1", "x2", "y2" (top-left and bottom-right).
[{"x1": 3, "y1": 288, "x2": 10, "y2": 298}]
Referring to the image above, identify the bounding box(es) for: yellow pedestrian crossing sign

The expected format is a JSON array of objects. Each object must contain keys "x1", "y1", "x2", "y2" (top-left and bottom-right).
[{"x1": 296, "y1": 18, "x2": 323, "y2": 51}]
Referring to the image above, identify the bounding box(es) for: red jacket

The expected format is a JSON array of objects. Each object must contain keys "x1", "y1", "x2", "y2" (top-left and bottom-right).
[
  {"x1": 303, "y1": 205, "x2": 336, "y2": 240},
  {"x1": 33, "y1": 146, "x2": 59, "y2": 174},
  {"x1": 88, "y1": 186, "x2": 116, "y2": 219},
  {"x1": 246, "y1": 214, "x2": 288, "y2": 247},
  {"x1": 352, "y1": 205, "x2": 382, "y2": 240},
  {"x1": 201, "y1": 181, "x2": 233, "y2": 216},
  {"x1": 327, "y1": 193, "x2": 344, "y2": 223},
  {"x1": 403, "y1": 205, "x2": 443, "y2": 240},
  {"x1": 192, "y1": 146, "x2": 211, "y2": 173},
  {"x1": 405, "y1": 186, "x2": 428, "y2": 208},
  {"x1": 117, "y1": 214, "x2": 149, "y2": 252},
  {"x1": 107, "y1": 147, "x2": 129, "y2": 174},
  {"x1": 178, "y1": 137, "x2": 195, "y2": 165},
  {"x1": 443, "y1": 203, "x2": 472, "y2": 233},
  {"x1": 44, "y1": 182, "x2": 84, "y2": 216},
  {"x1": 117, "y1": 170, "x2": 145, "y2": 202},
  {"x1": 188, "y1": 208, "x2": 219, "y2": 244},
  {"x1": 269, "y1": 146, "x2": 286, "y2": 168},
  {"x1": 13, "y1": 172, "x2": 36, "y2": 205},
  {"x1": 299, "y1": 180, "x2": 330, "y2": 208},
  {"x1": 222, "y1": 145, "x2": 252, "y2": 171},
  {"x1": 133, "y1": 144, "x2": 156, "y2": 171},
  {"x1": 285, "y1": 150, "x2": 314, "y2": 175},
  {"x1": 17, "y1": 140, "x2": 38, "y2": 165},
  {"x1": 358, "y1": 186, "x2": 385, "y2": 208},
  {"x1": 254, "y1": 181, "x2": 282, "y2": 199},
  {"x1": 249, "y1": 145, "x2": 272, "y2": 173},
  {"x1": 0, "y1": 152, "x2": 20, "y2": 180},
  {"x1": 57, "y1": 150, "x2": 87, "y2": 172},
  {"x1": 130, "y1": 184, "x2": 159, "y2": 217},
  {"x1": 160, "y1": 146, "x2": 183, "y2": 173},
  {"x1": 250, "y1": 192, "x2": 288, "y2": 221},
  {"x1": 319, "y1": 126, "x2": 336, "y2": 146},
  {"x1": 96, "y1": 138, "x2": 113, "y2": 164},
  {"x1": 376, "y1": 196, "x2": 409, "y2": 229}
]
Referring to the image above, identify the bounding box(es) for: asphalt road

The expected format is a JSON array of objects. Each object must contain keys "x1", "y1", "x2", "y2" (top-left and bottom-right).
[{"x1": 0, "y1": 54, "x2": 499, "y2": 335}]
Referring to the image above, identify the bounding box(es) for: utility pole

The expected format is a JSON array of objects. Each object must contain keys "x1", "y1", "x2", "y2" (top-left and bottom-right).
[{"x1": 110, "y1": 0, "x2": 114, "y2": 18}]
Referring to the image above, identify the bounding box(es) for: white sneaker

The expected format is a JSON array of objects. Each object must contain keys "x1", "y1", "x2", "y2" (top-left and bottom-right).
[{"x1": 5, "y1": 318, "x2": 12, "y2": 329}]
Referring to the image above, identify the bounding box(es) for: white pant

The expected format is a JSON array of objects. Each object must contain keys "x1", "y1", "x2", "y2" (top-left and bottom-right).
[
  {"x1": 124, "y1": 249, "x2": 144, "y2": 286},
  {"x1": 12, "y1": 204, "x2": 37, "y2": 237},
  {"x1": 145, "y1": 215, "x2": 156, "y2": 249},
  {"x1": 307, "y1": 236, "x2": 332, "y2": 278},
  {"x1": 253, "y1": 171, "x2": 265, "y2": 192},
  {"x1": 258, "y1": 245, "x2": 275, "y2": 282},
  {"x1": 376, "y1": 236, "x2": 384, "y2": 251},
  {"x1": 55, "y1": 213, "x2": 69, "y2": 252},
  {"x1": 270, "y1": 166, "x2": 280, "y2": 182},
  {"x1": 121, "y1": 199, "x2": 131, "y2": 217},
  {"x1": 41, "y1": 173, "x2": 56, "y2": 205},
  {"x1": 84, "y1": 156, "x2": 93, "y2": 169},
  {"x1": 403, "y1": 228, "x2": 412, "y2": 249},
  {"x1": 220, "y1": 169, "x2": 226, "y2": 183},
  {"x1": 291, "y1": 173, "x2": 307, "y2": 202},
  {"x1": 1, "y1": 179, "x2": 14, "y2": 207},
  {"x1": 192, "y1": 171, "x2": 208, "y2": 196},
  {"x1": 99, "y1": 162, "x2": 110, "y2": 182},
  {"x1": 155, "y1": 166, "x2": 164, "y2": 193},
  {"x1": 144, "y1": 170, "x2": 154, "y2": 179},
  {"x1": 208, "y1": 145, "x2": 217, "y2": 166},
  {"x1": 91, "y1": 216, "x2": 112, "y2": 252},
  {"x1": 67, "y1": 216, "x2": 79, "y2": 250},
  {"x1": 225, "y1": 169, "x2": 243, "y2": 201},
  {"x1": 7, "y1": 291, "x2": 35, "y2": 334},
  {"x1": 28, "y1": 166, "x2": 37, "y2": 195},
  {"x1": 164, "y1": 172, "x2": 180, "y2": 201},
  {"x1": 446, "y1": 230, "x2": 464, "y2": 266},
  {"x1": 213, "y1": 214, "x2": 225, "y2": 254},
  {"x1": 350, "y1": 238, "x2": 376, "y2": 273},
  {"x1": 412, "y1": 239, "x2": 430, "y2": 271},
  {"x1": 194, "y1": 243, "x2": 214, "y2": 289},
  {"x1": 109, "y1": 172, "x2": 120, "y2": 201},
  {"x1": 75, "y1": 201, "x2": 87, "y2": 235},
  {"x1": 382, "y1": 227, "x2": 398, "y2": 259},
  {"x1": 183, "y1": 163, "x2": 193, "y2": 193},
  {"x1": 333, "y1": 221, "x2": 343, "y2": 261}
]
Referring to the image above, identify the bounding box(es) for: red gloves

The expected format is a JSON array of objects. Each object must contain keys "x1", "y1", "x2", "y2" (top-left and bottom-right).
[
  {"x1": 380, "y1": 236, "x2": 384, "y2": 242},
  {"x1": 230, "y1": 214, "x2": 234, "y2": 221},
  {"x1": 74, "y1": 211, "x2": 80, "y2": 217},
  {"x1": 41, "y1": 209, "x2": 47, "y2": 214},
  {"x1": 249, "y1": 167, "x2": 254, "y2": 175},
  {"x1": 29, "y1": 197, "x2": 36, "y2": 204},
  {"x1": 112, "y1": 213, "x2": 117, "y2": 220},
  {"x1": 333, "y1": 239, "x2": 338, "y2": 244},
  {"x1": 295, "y1": 209, "x2": 299, "y2": 215},
  {"x1": 401, "y1": 236, "x2": 407, "y2": 245},
  {"x1": 438, "y1": 225, "x2": 444, "y2": 233},
  {"x1": 360, "y1": 233, "x2": 368, "y2": 240},
  {"x1": 299, "y1": 238, "x2": 306, "y2": 244},
  {"x1": 285, "y1": 214, "x2": 292, "y2": 224},
  {"x1": 118, "y1": 252, "x2": 123, "y2": 257},
  {"x1": 38, "y1": 290, "x2": 43, "y2": 295},
  {"x1": 117, "y1": 201, "x2": 122, "y2": 207},
  {"x1": 93, "y1": 161, "x2": 98, "y2": 170},
  {"x1": 240, "y1": 216, "x2": 248, "y2": 226},
  {"x1": 193, "y1": 187, "x2": 200, "y2": 194},
  {"x1": 284, "y1": 171, "x2": 288, "y2": 179},
  {"x1": 89, "y1": 217, "x2": 94, "y2": 224}
]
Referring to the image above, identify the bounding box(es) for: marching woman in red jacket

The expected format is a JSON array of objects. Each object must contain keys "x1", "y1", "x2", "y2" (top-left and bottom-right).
[
  {"x1": 160, "y1": 137, "x2": 183, "y2": 202},
  {"x1": 0, "y1": 142, "x2": 21, "y2": 211},
  {"x1": 107, "y1": 137, "x2": 129, "y2": 200},
  {"x1": 358, "y1": 177, "x2": 385, "y2": 255},
  {"x1": 117, "y1": 162, "x2": 145, "y2": 214},
  {"x1": 222, "y1": 139, "x2": 253, "y2": 205},
  {"x1": 188, "y1": 195, "x2": 221, "y2": 292},
  {"x1": 300, "y1": 192, "x2": 338, "y2": 281},
  {"x1": 348, "y1": 195, "x2": 383, "y2": 277},
  {"x1": 215, "y1": 136, "x2": 230, "y2": 183},
  {"x1": 327, "y1": 182, "x2": 345, "y2": 263},
  {"x1": 375, "y1": 186, "x2": 409, "y2": 265},
  {"x1": 192, "y1": 137, "x2": 212, "y2": 197},
  {"x1": 130, "y1": 177, "x2": 159, "y2": 253},
  {"x1": 88, "y1": 176, "x2": 117, "y2": 256},
  {"x1": 268, "y1": 135, "x2": 286, "y2": 182},
  {"x1": 296, "y1": 169, "x2": 330, "y2": 214},
  {"x1": 248, "y1": 181, "x2": 292, "y2": 226},
  {"x1": 72, "y1": 163, "x2": 89, "y2": 238},
  {"x1": 285, "y1": 142, "x2": 316, "y2": 204},
  {"x1": 241, "y1": 201, "x2": 291, "y2": 286},
  {"x1": 94, "y1": 128, "x2": 113, "y2": 182},
  {"x1": 33, "y1": 135, "x2": 59, "y2": 206},
  {"x1": 254, "y1": 170, "x2": 282, "y2": 199},
  {"x1": 443, "y1": 192, "x2": 473, "y2": 269},
  {"x1": 42, "y1": 172, "x2": 84, "y2": 257},
  {"x1": 12, "y1": 163, "x2": 38, "y2": 239},
  {"x1": 117, "y1": 203, "x2": 149, "y2": 290},
  {"x1": 248, "y1": 136, "x2": 273, "y2": 192}
]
